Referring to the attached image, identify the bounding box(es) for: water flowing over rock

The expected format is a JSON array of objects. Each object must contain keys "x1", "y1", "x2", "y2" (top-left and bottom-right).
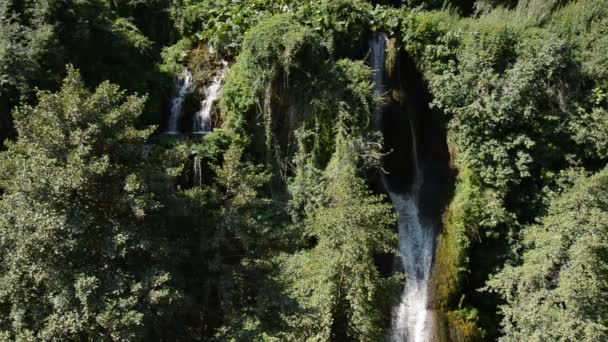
[
  {"x1": 387, "y1": 169, "x2": 434, "y2": 342},
  {"x1": 166, "y1": 69, "x2": 194, "y2": 134},
  {"x1": 370, "y1": 32, "x2": 388, "y2": 129},
  {"x1": 193, "y1": 154, "x2": 203, "y2": 187},
  {"x1": 193, "y1": 61, "x2": 229, "y2": 133},
  {"x1": 370, "y1": 32, "x2": 435, "y2": 342},
  {"x1": 385, "y1": 117, "x2": 434, "y2": 342}
]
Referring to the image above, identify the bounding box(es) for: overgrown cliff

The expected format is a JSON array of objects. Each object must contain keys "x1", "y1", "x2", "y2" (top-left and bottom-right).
[{"x1": 0, "y1": 0, "x2": 607, "y2": 341}]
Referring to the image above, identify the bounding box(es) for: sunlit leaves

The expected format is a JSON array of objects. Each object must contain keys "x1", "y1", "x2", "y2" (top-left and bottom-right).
[
  {"x1": 283, "y1": 114, "x2": 397, "y2": 340},
  {"x1": 0, "y1": 69, "x2": 176, "y2": 340},
  {"x1": 486, "y1": 167, "x2": 608, "y2": 341}
]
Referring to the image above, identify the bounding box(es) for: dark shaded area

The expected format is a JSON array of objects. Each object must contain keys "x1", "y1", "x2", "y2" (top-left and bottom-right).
[
  {"x1": 381, "y1": 98, "x2": 416, "y2": 193},
  {"x1": 0, "y1": 97, "x2": 16, "y2": 151},
  {"x1": 0, "y1": 0, "x2": 176, "y2": 148},
  {"x1": 381, "y1": 47, "x2": 455, "y2": 220},
  {"x1": 380, "y1": 49, "x2": 415, "y2": 194},
  {"x1": 464, "y1": 235, "x2": 509, "y2": 340},
  {"x1": 399, "y1": 51, "x2": 455, "y2": 225}
]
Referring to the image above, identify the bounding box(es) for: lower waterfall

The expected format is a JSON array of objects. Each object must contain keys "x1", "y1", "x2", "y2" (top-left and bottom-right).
[
  {"x1": 166, "y1": 69, "x2": 194, "y2": 134},
  {"x1": 387, "y1": 168, "x2": 434, "y2": 342},
  {"x1": 193, "y1": 60, "x2": 229, "y2": 133}
]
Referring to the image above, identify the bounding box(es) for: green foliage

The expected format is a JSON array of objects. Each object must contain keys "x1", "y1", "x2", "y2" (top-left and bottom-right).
[
  {"x1": 430, "y1": 29, "x2": 574, "y2": 193},
  {"x1": 432, "y1": 163, "x2": 510, "y2": 340},
  {"x1": 109, "y1": 0, "x2": 176, "y2": 47},
  {"x1": 282, "y1": 112, "x2": 397, "y2": 340},
  {"x1": 2, "y1": 0, "x2": 608, "y2": 340},
  {"x1": 399, "y1": 11, "x2": 460, "y2": 74},
  {"x1": 486, "y1": 166, "x2": 608, "y2": 341},
  {"x1": 0, "y1": 68, "x2": 178, "y2": 340},
  {"x1": 171, "y1": 0, "x2": 377, "y2": 57},
  {"x1": 111, "y1": 17, "x2": 153, "y2": 54},
  {"x1": 221, "y1": 13, "x2": 323, "y2": 133},
  {"x1": 569, "y1": 88, "x2": 608, "y2": 159},
  {"x1": 445, "y1": 307, "x2": 484, "y2": 342},
  {"x1": 0, "y1": 0, "x2": 176, "y2": 139},
  {"x1": 0, "y1": 1, "x2": 59, "y2": 104},
  {"x1": 433, "y1": 165, "x2": 510, "y2": 307},
  {"x1": 402, "y1": 3, "x2": 608, "y2": 339},
  {"x1": 142, "y1": 130, "x2": 294, "y2": 340},
  {"x1": 550, "y1": 0, "x2": 608, "y2": 86},
  {"x1": 220, "y1": 11, "x2": 377, "y2": 179},
  {"x1": 214, "y1": 13, "x2": 392, "y2": 335},
  {"x1": 171, "y1": 0, "x2": 297, "y2": 56},
  {"x1": 159, "y1": 37, "x2": 194, "y2": 75},
  {"x1": 295, "y1": 0, "x2": 374, "y2": 56}
]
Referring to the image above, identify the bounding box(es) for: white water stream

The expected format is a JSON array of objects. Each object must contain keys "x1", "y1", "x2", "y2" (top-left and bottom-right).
[
  {"x1": 370, "y1": 32, "x2": 389, "y2": 129},
  {"x1": 387, "y1": 169, "x2": 434, "y2": 342},
  {"x1": 370, "y1": 32, "x2": 434, "y2": 342},
  {"x1": 166, "y1": 69, "x2": 194, "y2": 134},
  {"x1": 193, "y1": 60, "x2": 229, "y2": 133}
]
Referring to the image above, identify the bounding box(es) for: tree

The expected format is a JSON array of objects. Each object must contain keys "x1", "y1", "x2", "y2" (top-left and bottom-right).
[
  {"x1": 282, "y1": 112, "x2": 397, "y2": 340},
  {"x1": 0, "y1": 68, "x2": 178, "y2": 340},
  {"x1": 149, "y1": 132, "x2": 294, "y2": 339},
  {"x1": 486, "y1": 166, "x2": 608, "y2": 342}
]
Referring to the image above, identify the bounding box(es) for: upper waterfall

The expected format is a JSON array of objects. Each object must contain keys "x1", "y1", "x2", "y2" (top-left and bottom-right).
[
  {"x1": 369, "y1": 32, "x2": 388, "y2": 129},
  {"x1": 388, "y1": 169, "x2": 433, "y2": 342},
  {"x1": 166, "y1": 69, "x2": 194, "y2": 134},
  {"x1": 193, "y1": 60, "x2": 229, "y2": 134},
  {"x1": 386, "y1": 116, "x2": 433, "y2": 342}
]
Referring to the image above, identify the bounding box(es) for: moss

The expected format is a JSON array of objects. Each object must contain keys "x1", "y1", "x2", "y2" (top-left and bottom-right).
[
  {"x1": 432, "y1": 164, "x2": 477, "y2": 309},
  {"x1": 385, "y1": 37, "x2": 398, "y2": 79},
  {"x1": 430, "y1": 148, "x2": 492, "y2": 340},
  {"x1": 446, "y1": 308, "x2": 484, "y2": 342},
  {"x1": 430, "y1": 139, "x2": 515, "y2": 340},
  {"x1": 187, "y1": 44, "x2": 224, "y2": 88}
]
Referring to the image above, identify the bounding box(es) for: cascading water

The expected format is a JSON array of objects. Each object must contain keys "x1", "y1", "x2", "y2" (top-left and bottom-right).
[
  {"x1": 193, "y1": 154, "x2": 203, "y2": 187},
  {"x1": 166, "y1": 69, "x2": 194, "y2": 134},
  {"x1": 370, "y1": 32, "x2": 434, "y2": 342},
  {"x1": 193, "y1": 60, "x2": 229, "y2": 133},
  {"x1": 370, "y1": 32, "x2": 388, "y2": 128},
  {"x1": 388, "y1": 167, "x2": 434, "y2": 342}
]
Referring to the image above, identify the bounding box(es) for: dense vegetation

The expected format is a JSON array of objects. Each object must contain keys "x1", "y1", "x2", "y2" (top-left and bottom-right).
[{"x1": 1, "y1": 0, "x2": 607, "y2": 341}]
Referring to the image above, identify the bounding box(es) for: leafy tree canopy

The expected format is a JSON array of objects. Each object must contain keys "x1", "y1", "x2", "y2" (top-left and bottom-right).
[{"x1": 0, "y1": 68, "x2": 178, "y2": 340}]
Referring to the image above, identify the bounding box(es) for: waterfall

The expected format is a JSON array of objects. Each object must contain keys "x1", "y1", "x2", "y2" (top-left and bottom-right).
[
  {"x1": 387, "y1": 102, "x2": 433, "y2": 342},
  {"x1": 193, "y1": 155, "x2": 202, "y2": 187},
  {"x1": 193, "y1": 60, "x2": 229, "y2": 134},
  {"x1": 370, "y1": 32, "x2": 388, "y2": 129},
  {"x1": 370, "y1": 32, "x2": 434, "y2": 342},
  {"x1": 166, "y1": 69, "x2": 194, "y2": 134},
  {"x1": 387, "y1": 167, "x2": 433, "y2": 342},
  {"x1": 386, "y1": 113, "x2": 432, "y2": 342}
]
